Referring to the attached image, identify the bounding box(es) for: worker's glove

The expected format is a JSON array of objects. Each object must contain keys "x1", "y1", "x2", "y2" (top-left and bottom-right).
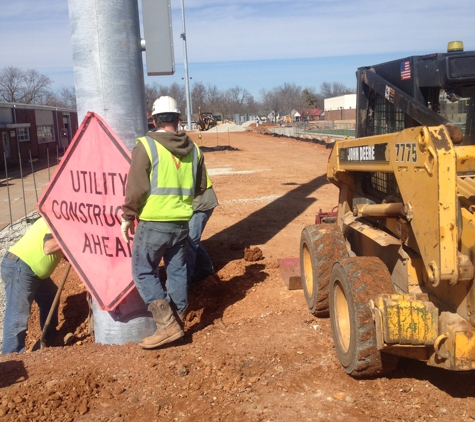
[{"x1": 121, "y1": 217, "x2": 135, "y2": 243}]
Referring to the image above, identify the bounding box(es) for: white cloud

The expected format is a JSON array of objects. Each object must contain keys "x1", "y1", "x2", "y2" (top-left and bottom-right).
[{"x1": 176, "y1": 0, "x2": 475, "y2": 62}]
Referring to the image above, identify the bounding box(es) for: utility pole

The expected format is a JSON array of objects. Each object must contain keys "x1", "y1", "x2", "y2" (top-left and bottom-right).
[
  {"x1": 180, "y1": 0, "x2": 193, "y2": 130},
  {"x1": 67, "y1": 0, "x2": 151, "y2": 345},
  {"x1": 68, "y1": 0, "x2": 147, "y2": 151}
]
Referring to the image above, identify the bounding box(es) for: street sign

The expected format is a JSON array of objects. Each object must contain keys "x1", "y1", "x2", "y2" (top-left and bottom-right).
[{"x1": 38, "y1": 112, "x2": 135, "y2": 310}]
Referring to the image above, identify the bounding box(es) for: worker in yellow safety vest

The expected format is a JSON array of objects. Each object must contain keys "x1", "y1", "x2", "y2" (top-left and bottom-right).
[
  {"x1": 121, "y1": 96, "x2": 208, "y2": 349},
  {"x1": 1, "y1": 217, "x2": 64, "y2": 354}
]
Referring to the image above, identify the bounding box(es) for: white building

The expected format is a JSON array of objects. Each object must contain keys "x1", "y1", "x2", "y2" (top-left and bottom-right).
[{"x1": 324, "y1": 94, "x2": 357, "y2": 112}]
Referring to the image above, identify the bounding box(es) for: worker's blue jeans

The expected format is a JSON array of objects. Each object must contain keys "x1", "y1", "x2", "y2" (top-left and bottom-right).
[
  {"x1": 132, "y1": 220, "x2": 189, "y2": 314},
  {"x1": 185, "y1": 209, "x2": 215, "y2": 284},
  {"x1": 1, "y1": 253, "x2": 58, "y2": 354}
]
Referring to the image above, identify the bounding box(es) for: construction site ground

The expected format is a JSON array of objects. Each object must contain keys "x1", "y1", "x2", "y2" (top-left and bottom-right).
[{"x1": 1, "y1": 124, "x2": 475, "y2": 421}]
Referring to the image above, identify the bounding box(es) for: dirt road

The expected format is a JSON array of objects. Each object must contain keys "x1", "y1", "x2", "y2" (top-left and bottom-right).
[{"x1": 1, "y1": 127, "x2": 475, "y2": 421}]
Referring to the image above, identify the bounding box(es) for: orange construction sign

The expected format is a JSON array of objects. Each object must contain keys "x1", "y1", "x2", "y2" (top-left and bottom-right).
[{"x1": 38, "y1": 112, "x2": 135, "y2": 310}]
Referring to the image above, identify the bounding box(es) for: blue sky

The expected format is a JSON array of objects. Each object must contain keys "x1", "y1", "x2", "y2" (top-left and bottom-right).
[{"x1": 1, "y1": 0, "x2": 475, "y2": 99}]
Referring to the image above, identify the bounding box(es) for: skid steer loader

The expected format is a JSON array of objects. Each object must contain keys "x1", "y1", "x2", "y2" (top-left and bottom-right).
[{"x1": 300, "y1": 41, "x2": 475, "y2": 377}]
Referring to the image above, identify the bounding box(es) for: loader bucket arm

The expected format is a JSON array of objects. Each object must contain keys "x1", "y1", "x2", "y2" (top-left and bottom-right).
[
  {"x1": 328, "y1": 125, "x2": 459, "y2": 287},
  {"x1": 359, "y1": 69, "x2": 450, "y2": 130},
  {"x1": 358, "y1": 69, "x2": 464, "y2": 145}
]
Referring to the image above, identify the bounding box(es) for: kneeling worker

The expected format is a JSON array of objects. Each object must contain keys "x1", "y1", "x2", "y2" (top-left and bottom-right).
[{"x1": 121, "y1": 96, "x2": 208, "y2": 349}]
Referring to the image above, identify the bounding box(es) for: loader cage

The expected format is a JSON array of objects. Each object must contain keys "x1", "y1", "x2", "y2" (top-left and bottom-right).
[
  {"x1": 355, "y1": 49, "x2": 475, "y2": 145},
  {"x1": 350, "y1": 171, "x2": 401, "y2": 209}
]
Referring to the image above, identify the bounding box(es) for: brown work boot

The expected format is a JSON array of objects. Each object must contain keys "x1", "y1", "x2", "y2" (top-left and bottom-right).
[
  {"x1": 139, "y1": 299, "x2": 184, "y2": 349},
  {"x1": 177, "y1": 304, "x2": 189, "y2": 323}
]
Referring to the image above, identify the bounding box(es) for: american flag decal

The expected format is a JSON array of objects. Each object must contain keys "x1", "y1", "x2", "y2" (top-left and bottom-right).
[{"x1": 401, "y1": 60, "x2": 411, "y2": 80}]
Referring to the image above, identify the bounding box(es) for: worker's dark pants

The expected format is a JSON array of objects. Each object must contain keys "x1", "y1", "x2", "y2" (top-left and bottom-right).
[
  {"x1": 1, "y1": 253, "x2": 58, "y2": 354},
  {"x1": 185, "y1": 208, "x2": 215, "y2": 284}
]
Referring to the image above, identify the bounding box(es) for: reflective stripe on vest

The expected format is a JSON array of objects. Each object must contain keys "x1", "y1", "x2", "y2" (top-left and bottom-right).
[
  {"x1": 143, "y1": 136, "x2": 199, "y2": 196},
  {"x1": 137, "y1": 136, "x2": 200, "y2": 221}
]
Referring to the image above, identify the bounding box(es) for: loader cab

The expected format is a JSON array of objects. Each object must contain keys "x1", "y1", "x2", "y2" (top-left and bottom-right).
[
  {"x1": 439, "y1": 88, "x2": 475, "y2": 144},
  {"x1": 356, "y1": 41, "x2": 475, "y2": 145}
]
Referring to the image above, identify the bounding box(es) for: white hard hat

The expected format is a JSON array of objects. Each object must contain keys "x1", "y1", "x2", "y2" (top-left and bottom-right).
[{"x1": 151, "y1": 96, "x2": 180, "y2": 116}]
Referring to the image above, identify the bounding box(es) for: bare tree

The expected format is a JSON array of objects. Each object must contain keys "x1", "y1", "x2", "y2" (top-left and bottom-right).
[
  {"x1": 217, "y1": 98, "x2": 232, "y2": 121},
  {"x1": 245, "y1": 94, "x2": 259, "y2": 115},
  {"x1": 144, "y1": 82, "x2": 186, "y2": 115},
  {"x1": 259, "y1": 88, "x2": 280, "y2": 122},
  {"x1": 191, "y1": 81, "x2": 207, "y2": 110},
  {"x1": 225, "y1": 86, "x2": 253, "y2": 115},
  {"x1": 144, "y1": 83, "x2": 161, "y2": 114},
  {"x1": 21, "y1": 69, "x2": 52, "y2": 104},
  {"x1": 0, "y1": 66, "x2": 25, "y2": 102},
  {"x1": 35, "y1": 90, "x2": 61, "y2": 107},
  {"x1": 165, "y1": 82, "x2": 186, "y2": 114},
  {"x1": 259, "y1": 83, "x2": 302, "y2": 121},
  {"x1": 0, "y1": 66, "x2": 52, "y2": 104},
  {"x1": 58, "y1": 87, "x2": 77, "y2": 109},
  {"x1": 205, "y1": 85, "x2": 222, "y2": 113},
  {"x1": 319, "y1": 81, "x2": 355, "y2": 99},
  {"x1": 278, "y1": 82, "x2": 302, "y2": 112}
]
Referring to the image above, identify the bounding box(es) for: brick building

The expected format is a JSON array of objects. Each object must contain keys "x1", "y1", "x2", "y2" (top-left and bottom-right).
[
  {"x1": 0, "y1": 102, "x2": 78, "y2": 171},
  {"x1": 324, "y1": 94, "x2": 357, "y2": 121}
]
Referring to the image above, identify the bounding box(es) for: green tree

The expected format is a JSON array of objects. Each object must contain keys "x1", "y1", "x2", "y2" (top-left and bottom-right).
[{"x1": 300, "y1": 88, "x2": 319, "y2": 109}]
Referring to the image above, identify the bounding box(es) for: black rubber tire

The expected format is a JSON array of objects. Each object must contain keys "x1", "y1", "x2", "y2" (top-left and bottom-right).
[
  {"x1": 329, "y1": 256, "x2": 400, "y2": 378},
  {"x1": 300, "y1": 224, "x2": 348, "y2": 317}
]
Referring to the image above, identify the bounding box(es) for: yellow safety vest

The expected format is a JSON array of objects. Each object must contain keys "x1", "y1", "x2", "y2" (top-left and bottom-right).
[
  {"x1": 138, "y1": 136, "x2": 200, "y2": 222},
  {"x1": 9, "y1": 218, "x2": 64, "y2": 279}
]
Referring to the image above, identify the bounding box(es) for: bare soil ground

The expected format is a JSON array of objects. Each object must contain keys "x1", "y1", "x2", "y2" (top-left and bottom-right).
[{"x1": 1, "y1": 126, "x2": 475, "y2": 421}]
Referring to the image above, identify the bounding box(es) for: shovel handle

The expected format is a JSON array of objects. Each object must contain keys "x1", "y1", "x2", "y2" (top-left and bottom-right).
[{"x1": 40, "y1": 262, "x2": 71, "y2": 349}]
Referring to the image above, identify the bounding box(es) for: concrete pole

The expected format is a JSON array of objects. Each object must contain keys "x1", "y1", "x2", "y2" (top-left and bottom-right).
[
  {"x1": 68, "y1": 0, "x2": 147, "y2": 152},
  {"x1": 180, "y1": 0, "x2": 193, "y2": 130}
]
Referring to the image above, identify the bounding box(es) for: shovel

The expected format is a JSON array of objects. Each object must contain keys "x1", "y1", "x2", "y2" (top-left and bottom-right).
[{"x1": 40, "y1": 262, "x2": 71, "y2": 349}]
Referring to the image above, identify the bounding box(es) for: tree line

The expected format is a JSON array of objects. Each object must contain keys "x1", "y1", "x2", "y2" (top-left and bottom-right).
[
  {"x1": 145, "y1": 81, "x2": 355, "y2": 121},
  {"x1": 0, "y1": 66, "x2": 355, "y2": 120},
  {"x1": 0, "y1": 66, "x2": 77, "y2": 109}
]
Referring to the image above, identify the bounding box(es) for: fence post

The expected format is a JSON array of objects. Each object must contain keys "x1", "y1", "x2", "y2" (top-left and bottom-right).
[
  {"x1": 47, "y1": 148, "x2": 51, "y2": 181},
  {"x1": 29, "y1": 150, "x2": 39, "y2": 203},
  {"x1": 4, "y1": 151, "x2": 13, "y2": 228},
  {"x1": 17, "y1": 146, "x2": 28, "y2": 222}
]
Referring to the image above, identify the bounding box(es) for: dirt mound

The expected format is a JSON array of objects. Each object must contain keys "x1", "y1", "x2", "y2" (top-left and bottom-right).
[
  {"x1": 243, "y1": 246, "x2": 264, "y2": 262},
  {"x1": 246, "y1": 122, "x2": 280, "y2": 135}
]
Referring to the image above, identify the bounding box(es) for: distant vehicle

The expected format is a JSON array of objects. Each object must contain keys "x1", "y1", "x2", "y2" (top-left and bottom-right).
[{"x1": 197, "y1": 107, "x2": 218, "y2": 131}]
